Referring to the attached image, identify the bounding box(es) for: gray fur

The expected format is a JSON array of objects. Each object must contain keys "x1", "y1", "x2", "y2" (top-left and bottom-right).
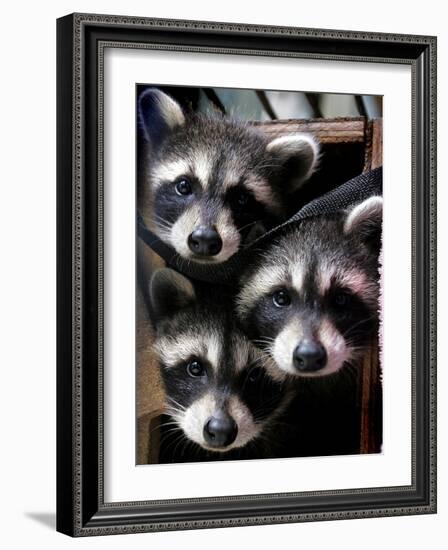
[
  {"x1": 149, "y1": 268, "x2": 292, "y2": 453},
  {"x1": 237, "y1": 197, "x2": 383, "y2": 379},
  {"x1": 139, "y1": 88, "x2": 319, "y2": 263}
]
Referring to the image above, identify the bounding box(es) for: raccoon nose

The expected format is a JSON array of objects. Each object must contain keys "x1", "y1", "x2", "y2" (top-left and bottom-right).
[
  {"x1": 188, "y1": 226, "x2": 223, "y2": 256},
  {"x1": 203, "y1": 412, "x2": 238, "y2": 448},
  {"x1": 293, "y1": 340, "x2": 327, "y2": 372}
]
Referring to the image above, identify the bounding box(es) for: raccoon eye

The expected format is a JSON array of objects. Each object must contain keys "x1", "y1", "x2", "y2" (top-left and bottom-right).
[
  {"x1": 333, "y1": 290, "x2": 352, "y2": 308},
  {"x1": 236, "y1": 190, "x2": 250, "y2": 207},
  {"x1": 247, "y1": 366, "x2": 262, "y2": 384},
  {"x1": 175, "y1": 178, "x2": 192, "y2": 196},
  {"x1": 186, "y1": 360, "x2": 205, "y2": 378},
  {"x1": 273, "y1": 289, "x2": 291, "y2": 308}
]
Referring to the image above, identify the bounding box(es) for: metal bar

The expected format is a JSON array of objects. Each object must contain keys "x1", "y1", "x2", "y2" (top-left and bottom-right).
[
  {"x1": 203, "y1": 88, "x2": 226, "y2": 113},
  {"x1": 305, "y1": 93, "x2": 323, "y2": 118},
  {"x1": 355, "y1": 95, "x2": 368, "y2": 117},
  {"x1": 255, "y1": 90, "x2": 277, "y2": 119}
]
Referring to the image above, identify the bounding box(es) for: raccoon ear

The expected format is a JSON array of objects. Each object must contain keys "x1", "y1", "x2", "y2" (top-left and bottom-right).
[
  {"x1": 344, "y1": 196, "x2": 383, "y2": 252},
  {"x1": 266, "y1": 134, "x2": 319, "y2": 190},
  {"x1": 149, "y1": 268, "x2": 195, "y2": 321},
  {"x1": 138, "y1": 89, "x2": 185, "y2": 146}
]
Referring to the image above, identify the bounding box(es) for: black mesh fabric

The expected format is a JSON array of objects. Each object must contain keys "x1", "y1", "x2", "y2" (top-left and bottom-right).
[{"x1": 137, "y1": 167, "x2": 383, "y2": 285}]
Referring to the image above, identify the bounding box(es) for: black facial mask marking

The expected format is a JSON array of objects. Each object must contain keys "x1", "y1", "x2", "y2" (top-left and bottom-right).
[
  {"x1": 239, "y1": 366, "x2": 284, "y2": 421},
  {"x1": 244, "y1": 282, "x2": 376, "y2": 361},
  {"x1": 162, "y1": 356, "x2": 211, "y2": 412},
  {"x1": 153, "y1": 179, "x2": 197, "y2": 227},
  {"x1": 225, "y1": 185, "x2": 273, "y2": 240},
  {"x1": 325, "y1": 287, "x2": 377, "y2": 346}
]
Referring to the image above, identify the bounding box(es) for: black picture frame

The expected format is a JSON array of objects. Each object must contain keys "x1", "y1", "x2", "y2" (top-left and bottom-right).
[{"x1": 57, "y1": 13, "x2": 437, "y2": 536}]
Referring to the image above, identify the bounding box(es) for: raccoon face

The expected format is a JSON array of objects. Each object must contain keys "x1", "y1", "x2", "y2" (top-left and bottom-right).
[
  {"x1": 149, "y1": 268, "x2": 290, "y2": 452},
  {"x1": 237, "y1": 197, "x2": 383, "y2": 379},
  {"x1": 139, "y1": 88, "x2": 319, "y2": 263}
]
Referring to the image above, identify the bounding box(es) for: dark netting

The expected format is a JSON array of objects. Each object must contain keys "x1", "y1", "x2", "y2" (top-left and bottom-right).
[{"x1": 138, "y1": 167, "x2": 382, "y2": 285}]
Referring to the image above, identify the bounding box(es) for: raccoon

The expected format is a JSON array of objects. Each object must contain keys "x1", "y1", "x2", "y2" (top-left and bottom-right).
[
  {"x1": 138, "y1": 88, "x2": 319, "y2": 263},
  {"x1": 149, "y1": 268, "x2": 292, "y2": 459},
  {"x1": 236, "y1": 196, "x2": 383, "y2": 379}
]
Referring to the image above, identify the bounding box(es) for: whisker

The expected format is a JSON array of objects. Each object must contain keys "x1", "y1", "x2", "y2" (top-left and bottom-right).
[
  {"x1": 148, "y1": 419, "x2": 179, "y2": 437},
  {"x1": 342, "y1": 316, "x2": 377, "y2": 338},
  {"x1": 161, "y1": 432, "x2": 187, "y2": 458},
  {"x1": 237, "y1": 220, "x2": 261, "y2": 234},
  {"x1": 166, "y1": 397, "x2": 187, "y2": 412}
]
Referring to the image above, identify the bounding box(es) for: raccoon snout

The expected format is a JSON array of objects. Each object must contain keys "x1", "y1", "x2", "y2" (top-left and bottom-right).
[
  {"x1": 203, "y1": 411, "x2": 238, "y2": 448},
  {"x1": 188, "y1": 226, "x2": 223, "y2": 257},
  {"x1": 293, "y1": 340, "x2": 327, "y2": 372}
]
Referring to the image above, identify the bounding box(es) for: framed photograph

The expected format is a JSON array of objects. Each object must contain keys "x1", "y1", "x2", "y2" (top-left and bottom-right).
[{"x1": 57, "y1": 13, "x2": 436, "y2": 536}]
